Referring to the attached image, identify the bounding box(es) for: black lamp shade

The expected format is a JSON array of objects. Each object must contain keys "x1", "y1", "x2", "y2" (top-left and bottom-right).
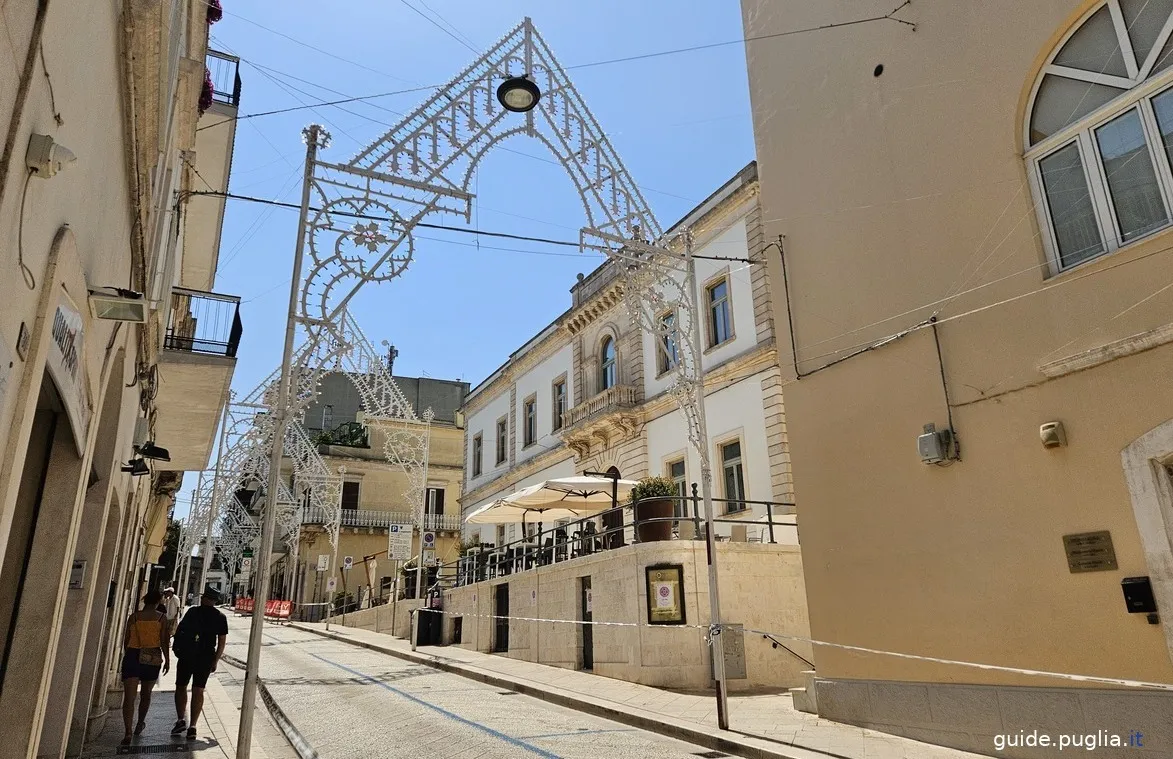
[
  {"x1": 496, "y1": 76, "x2": 541, "y2": 113},
  {"x1": 137, "y1": 442, "x2": 170, "y2": 462},
  {"x1": 121, "y1": 458, "x2": 150, "y2": 477}
]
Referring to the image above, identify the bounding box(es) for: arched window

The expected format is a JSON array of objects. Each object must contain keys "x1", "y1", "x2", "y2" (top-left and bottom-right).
[
  {"x1": 1027, "y1": 0, "x2": 1173, "y2": 271},
  {"x1": 599, "y1": 336, "x2": 617, "y2": 390}
]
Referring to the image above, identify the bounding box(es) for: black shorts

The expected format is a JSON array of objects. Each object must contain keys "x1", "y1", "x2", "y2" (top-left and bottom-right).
[
  {"x1": 120, "y1": 649, "x2": 161, "y2": 682},
  {"x1": 176, "y1": 657, "x2": 214, "y2": 689}
]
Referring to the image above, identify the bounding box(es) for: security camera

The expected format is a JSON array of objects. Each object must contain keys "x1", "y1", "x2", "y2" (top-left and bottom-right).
[{"x1": 26, "y1": 133, "x2": 77, "y2": 178}]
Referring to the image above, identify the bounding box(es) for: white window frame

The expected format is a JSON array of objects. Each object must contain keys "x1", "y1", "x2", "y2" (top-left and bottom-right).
[
  {"x1": 656, "y1": 310, "x2": 679, "y2": 376},
  {"x1": 471, "y1": 433, "x2": 482, "y2": 477},
  {"x1": 1026, "y1": 0, "x2": 1173, "y2": 274},
  {"x1": 552, "y1": 375, "x2": 567, "y2": 432},
  {"x1": 666, "y1": 456, "x2": 688, "y2": 518},
  {"x1": 599, "y1": 336, "x2": 617, "y2": 391},
  {"x1": 495, "y1": 416, "x2": 508, "y2": 465},
  {"x1": 522, "y1": 394, "x2": 537, "y2": 448},
  {"x1": 717, "y1": 437, "x2": 747, "y2": 512}
]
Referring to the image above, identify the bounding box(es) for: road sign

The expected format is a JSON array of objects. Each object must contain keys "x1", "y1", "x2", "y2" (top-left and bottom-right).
[
  {"x1": 326, "y1": 578, "x2": 337, "y2": 592},
  {"x1": 422, "y1": 531, "x2": 436, "y2": 549},
  {"x1": 243, "y1": 549, "x2": 253, "y2": 558},
  {"x1": 343, "y1": 556, "x2": 353, "y2": 571},
  {"x1": 241, "y1": 557, "x2": 253, "y2": 574},
  {"x1": 389, "y1": 524, "x2": 412, "y2": 560},
  {"x1": 422, "y1": 549, "x2": 436, "y2": 567},
  {"x1": 316, "y1": 554, "x2": 329, "y2": 572}
]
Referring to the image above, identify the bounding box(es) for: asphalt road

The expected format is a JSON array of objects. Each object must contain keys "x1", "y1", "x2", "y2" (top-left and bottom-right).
[{"x1": 220, "y1": 615, "x2": 725, "y2": 759}]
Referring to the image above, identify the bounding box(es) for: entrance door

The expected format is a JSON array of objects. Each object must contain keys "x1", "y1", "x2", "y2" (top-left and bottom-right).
[
  {"x1": 580, "y1": 576, "x2": 593, "y2": 670},
  {"x1": 493, "y1": 583, "x2": 509, "y2": 653}
]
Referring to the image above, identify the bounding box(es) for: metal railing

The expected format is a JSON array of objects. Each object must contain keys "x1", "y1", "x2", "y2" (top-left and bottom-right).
[
  {"x1": 207, "y1": 50, "x2": 242, "y2": 107},
  {"x1": 562, "y1": 384, "x2": 639, "y2": 429},
  {"x1": 300, "y1": 506, "x2": 460, "y2": 532},
  {"x1": 451, "y1": 487, "x2": 797, "y2": 588},
  {"x1": 164, "y1": 287, "x2": 242, "y2": 357},
  {"x1": 309, "y1": 421, "x2": 370, "y2": 448}
]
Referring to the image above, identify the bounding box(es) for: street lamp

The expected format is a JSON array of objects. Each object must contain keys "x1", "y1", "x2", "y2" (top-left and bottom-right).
[{"x1": 496, "y1": 76, "x2": 540, "y2": 113}]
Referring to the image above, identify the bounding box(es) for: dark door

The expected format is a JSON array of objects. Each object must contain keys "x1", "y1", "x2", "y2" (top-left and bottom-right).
[
  {"x1": 493, "y1": 583, "x2": 509, "y2": 653},
  {"x1": 580, "y1": 576, "x2": 593, "y2": 670}
]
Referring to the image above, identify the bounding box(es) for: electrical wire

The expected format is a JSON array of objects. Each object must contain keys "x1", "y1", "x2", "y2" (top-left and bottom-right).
[
  {"x1": 197, "y1": 4, "x2": 914, "y2": 130},
  {"x1": 17, "y1": 169, "x2": 36, "y2": 290},
  {"x1": 188, "y1": 189, "x2": 761, "y2": 263},
  {"x1": 399, "y1": 0, "x2": 478, "y2": 53}
]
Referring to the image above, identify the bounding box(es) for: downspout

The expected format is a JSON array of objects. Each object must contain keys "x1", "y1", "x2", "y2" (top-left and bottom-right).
[{"x1": 0, "y1": 0, "x2": 51, "y2": 214}]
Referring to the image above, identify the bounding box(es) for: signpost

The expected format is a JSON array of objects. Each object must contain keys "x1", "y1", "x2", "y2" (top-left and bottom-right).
[
  {"x1": 388, "y1": 525, "x2": 412, "y2": 561},
  {"x1": 343, "y1": 556, "x2": 353, "y2": 571},
  {"x1": 317, "y1": 554, "x2": 329, "y2": 572}
]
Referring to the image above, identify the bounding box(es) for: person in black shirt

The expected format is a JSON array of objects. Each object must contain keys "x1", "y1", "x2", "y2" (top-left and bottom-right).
[{"x1": 171, "y1": 585, "x2": 228, "y2": 740}]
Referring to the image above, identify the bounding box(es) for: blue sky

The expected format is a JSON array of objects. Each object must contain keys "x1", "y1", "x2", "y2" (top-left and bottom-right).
[{"x1": 176, "y1": 0, "x2": 754, "y2": 517}]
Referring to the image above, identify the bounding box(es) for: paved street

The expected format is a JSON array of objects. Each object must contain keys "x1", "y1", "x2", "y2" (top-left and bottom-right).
[{"x1": 222, "y1": 615, "x2": 727, "y2": 758}]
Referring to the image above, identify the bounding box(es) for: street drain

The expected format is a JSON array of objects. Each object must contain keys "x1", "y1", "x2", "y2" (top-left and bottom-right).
[
  {"x1": 116, "y1": 744, "x2": 191, "y2": 754},
  {"x1": 496, "y1": 691, "x2": 521, "y2": 695},
  {"x1": 693, "y1": 752, "x2": 729, "y2": 758}
]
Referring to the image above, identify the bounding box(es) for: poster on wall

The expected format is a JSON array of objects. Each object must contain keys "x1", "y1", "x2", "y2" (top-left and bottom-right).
[
  {"x1": 45, "y1": 292, "x2": 92, "y2": 453},
  {"x1": 645, "y1": 564, "x2": 686, "y2": 625}
]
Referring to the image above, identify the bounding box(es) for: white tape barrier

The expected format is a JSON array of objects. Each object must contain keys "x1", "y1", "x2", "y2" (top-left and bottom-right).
[{"x1": 413, "y1": 607, "x2": 1173, "y2": 691}]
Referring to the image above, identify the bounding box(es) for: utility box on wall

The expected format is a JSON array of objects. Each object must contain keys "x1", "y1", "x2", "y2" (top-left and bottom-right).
[{"x1": 714, "y1": 623, "x2": 747, "y2": 680}]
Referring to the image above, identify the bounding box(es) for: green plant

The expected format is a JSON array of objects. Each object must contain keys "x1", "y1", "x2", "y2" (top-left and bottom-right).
[{"x1": 628, "y1": 476, "x2": 678, "y2": 504}]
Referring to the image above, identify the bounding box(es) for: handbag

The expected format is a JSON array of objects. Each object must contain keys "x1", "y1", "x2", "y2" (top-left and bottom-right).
[{"x1": 132, "y1": 617, "x2": 165, "y2": 667}]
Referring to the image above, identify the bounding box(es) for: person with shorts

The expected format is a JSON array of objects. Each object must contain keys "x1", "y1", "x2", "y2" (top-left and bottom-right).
[
  {"x1": 120, "y1": 588, "x2": 171, "y2": 745},
  {"x1": 171, "y1": 585, "x2": 227, "y2": 740}
]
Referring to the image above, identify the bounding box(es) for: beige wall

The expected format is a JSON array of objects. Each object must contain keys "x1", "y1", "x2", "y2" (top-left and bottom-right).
[
  {"x1": 742, "y1": 0, "x2": 1173, "y2": 694},
  {"x1": 344, "y1": 542, "x2": 814, "y2": 691}
]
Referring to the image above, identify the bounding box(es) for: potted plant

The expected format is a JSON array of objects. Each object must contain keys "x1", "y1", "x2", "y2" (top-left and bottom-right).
[{"x1": 629, "y1": 477, "x2": 678, "y2": 542}]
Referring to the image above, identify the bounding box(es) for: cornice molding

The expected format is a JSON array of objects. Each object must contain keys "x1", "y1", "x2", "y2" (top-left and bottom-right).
[{"x1": 1039, "y1": 322, "x2": 1173, "y2": 378}]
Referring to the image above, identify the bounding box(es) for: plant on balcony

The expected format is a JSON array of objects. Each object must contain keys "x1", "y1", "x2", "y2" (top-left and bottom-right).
[
  {"x1": 629, "y1": 477, "x2": 677, "y2": 543},
  {"x1": 198, "y1": 68, "x2": 214, "y2": 115},
  {"x1": 207, "y1": 0, "x2": 223, "y2": 24}
]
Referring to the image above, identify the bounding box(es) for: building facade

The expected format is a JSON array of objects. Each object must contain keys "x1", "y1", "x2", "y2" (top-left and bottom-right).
[
  {"x1": 280, "y1": 371, "x2": 468, "y2": 615},
  {"x1": 742, "y1": 0, "x2": 1173, "y2": 753},
  {"x1": 461, "y1": 163, "x2": 795, "y2": 547},
  {"x1": 0, "y1": 2, "x2": 241, "y2": 757}
]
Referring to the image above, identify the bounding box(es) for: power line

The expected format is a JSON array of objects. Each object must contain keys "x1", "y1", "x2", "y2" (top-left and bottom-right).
[
  {"x1": 187, "y1": 189, "x2": 760, "y2": 263},
  {"x1": 399, "y1": 0, "x2": 478, "y2": 53},
  {"x1": 200, "y1": 4, "x2": 914, "y2": 130}
]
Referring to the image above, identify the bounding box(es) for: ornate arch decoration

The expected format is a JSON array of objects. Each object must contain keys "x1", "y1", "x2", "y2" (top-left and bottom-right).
[{"x1": 1025, "y1": 0, "x2": 1173, "y2": 272}]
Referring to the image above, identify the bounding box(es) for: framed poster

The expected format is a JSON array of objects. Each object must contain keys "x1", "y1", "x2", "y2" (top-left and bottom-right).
[{"x1": 645, "y1": 563, "x2": 685, "y2": 625}]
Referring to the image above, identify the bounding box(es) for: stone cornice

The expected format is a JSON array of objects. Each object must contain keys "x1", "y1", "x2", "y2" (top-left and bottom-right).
[
  {"x1": 1039, "y1": 321, "x2": 1173, "y2": 378},
  {"x1": 460, "y1": 445, "x2": 576, "y2": 509}
]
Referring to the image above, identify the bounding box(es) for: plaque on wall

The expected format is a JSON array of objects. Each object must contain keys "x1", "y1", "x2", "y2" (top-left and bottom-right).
[
  {"x1": 1062, "y1": 531, "x2": 1118, "y2": 573},
  {"x1": 645, "y1": 564, "x2": 685, "y2": 625}
]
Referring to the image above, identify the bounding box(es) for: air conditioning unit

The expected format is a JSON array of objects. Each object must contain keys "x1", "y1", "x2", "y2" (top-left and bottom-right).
[{"x1": 89, "y1": 288, "x2": 146, "y2": 323}]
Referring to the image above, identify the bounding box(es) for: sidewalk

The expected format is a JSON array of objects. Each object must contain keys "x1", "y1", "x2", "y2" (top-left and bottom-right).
[
  {"x1": 291, "y1": 621, "x2": 984, "y2": 759},
  {"x1": 83, "y1": 659, "x2": 297, "y2": 759}
]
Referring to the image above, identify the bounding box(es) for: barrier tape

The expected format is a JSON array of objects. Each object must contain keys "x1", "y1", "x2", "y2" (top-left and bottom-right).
[{"x1": 411, "y1": 607, "x2": 1173, "y2": 691}]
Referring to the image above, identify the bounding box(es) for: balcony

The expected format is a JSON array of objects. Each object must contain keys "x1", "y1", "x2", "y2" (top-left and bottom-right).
[
  {"x1": 182, "y1": 50, "x2": 241, "y2": 291},
  {"x1": 155, "y1": 289, "x2": 241, "y2": 470},
  {"x1": 562, "y1": 384, "x2": 639, "y2": 430},
  {"x1": 301, "y1": 507, "x2": 461, "y2": 532},
  {"x1": 207, "y1": 50, "x2": 241, "y2": 107}
]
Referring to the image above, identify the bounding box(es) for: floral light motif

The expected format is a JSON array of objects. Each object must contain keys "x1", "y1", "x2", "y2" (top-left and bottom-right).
[{"x1": 350, "y1": 221, "x2": 389, "y2": 252}]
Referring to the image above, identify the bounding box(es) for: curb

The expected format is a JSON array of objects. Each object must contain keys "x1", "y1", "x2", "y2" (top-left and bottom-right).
[
  {"x1": 221, "y1": 654, "x2": 320, "y2": 759},
  {"x1": 290, "y1": 623, "x2": 830, "y2": 759}
]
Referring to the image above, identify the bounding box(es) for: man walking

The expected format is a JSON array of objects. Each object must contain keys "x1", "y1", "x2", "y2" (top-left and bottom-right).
[
  {"x1": 171, "y1": 585, "x2": 228, "y2": 740},
  {"x1": 161, "y1": 586, "x2": 181, "y2": 635}
]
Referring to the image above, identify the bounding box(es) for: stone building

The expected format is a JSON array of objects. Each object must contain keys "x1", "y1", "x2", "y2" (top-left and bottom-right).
[
  {"x1": 741, "y1": 0, "x2": 1173, "y2": 753},
  {"x1": 0, "y1": 2, "x2": 242, "y2": 755}
]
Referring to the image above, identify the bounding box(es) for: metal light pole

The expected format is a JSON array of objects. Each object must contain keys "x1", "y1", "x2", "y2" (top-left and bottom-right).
[
  {"x1": 199, "y1": 395, "x2": 232, "y2": 599},
  {"x1": 685, "y1": 232, "x2": 730, "y2": 730},
  {"x1": 237, "y1": 124, "x2": 326, "y2": 759}
]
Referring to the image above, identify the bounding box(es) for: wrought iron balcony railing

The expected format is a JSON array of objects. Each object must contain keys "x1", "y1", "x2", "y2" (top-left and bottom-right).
[
  {"x1": 562, "y1": 384, "x2": 639, "y2": 429},
  {"x1": 207, "y1": 50, "x2": 242, "y2": 107},
  {"x1": 310, "y1": 421, "x2": 370, "y2": 449},
  {"x1": 300, "y1": 507, "x2": 461, "y2": 532},
  {"x1": 164, "y1": 287, "x2": 242, "y2": 358}
]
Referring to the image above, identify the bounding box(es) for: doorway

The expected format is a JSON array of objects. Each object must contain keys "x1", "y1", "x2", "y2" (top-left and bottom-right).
[
  {"x1": 493, "y1": 583, "x2": 509, "y2": 653},
  {"x1": 579, "y1": 576, "x2": 593, "y2": 670},
  {"x1": 0, "y1": 375, "x2": 62, "y2": 692}
]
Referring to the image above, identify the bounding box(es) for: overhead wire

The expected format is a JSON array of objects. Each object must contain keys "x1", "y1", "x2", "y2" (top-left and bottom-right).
[
  {"x1": 188, "y1": 190, "x2": 761, "y2": 263},
  {"x1": 398, "y1": 0, "x2": 478, "y2": 53}
]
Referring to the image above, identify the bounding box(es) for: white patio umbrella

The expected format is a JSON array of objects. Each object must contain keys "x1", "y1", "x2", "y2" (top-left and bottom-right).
[{"x1": 464, "y1": 475, "x2": 639, "y2": 531}]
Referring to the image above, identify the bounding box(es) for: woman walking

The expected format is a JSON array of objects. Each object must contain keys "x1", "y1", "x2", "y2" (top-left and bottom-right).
[{"x1": 120, "y1": 588, "x2": 171, "y2": 745}]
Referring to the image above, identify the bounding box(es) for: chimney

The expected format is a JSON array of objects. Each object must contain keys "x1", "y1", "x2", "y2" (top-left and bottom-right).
[{"x1": 386, "y1": 344, "x2": 398, "y2": 375}]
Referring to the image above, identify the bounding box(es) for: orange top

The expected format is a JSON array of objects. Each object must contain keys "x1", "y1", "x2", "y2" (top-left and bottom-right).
[{"x1": 129, "y1": 613, "x2": 164, "y2": 649}]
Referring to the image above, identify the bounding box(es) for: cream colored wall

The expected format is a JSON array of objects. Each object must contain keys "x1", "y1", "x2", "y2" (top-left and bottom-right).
[
  {"x1": 743, "y1": 0, "x2": 1173, "y2": 685},
  {"x1": 413, "y1": 542, "x2": 812, "y2": 690}
]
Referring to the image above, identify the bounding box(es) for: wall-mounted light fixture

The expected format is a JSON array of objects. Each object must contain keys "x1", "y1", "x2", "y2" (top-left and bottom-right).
[
  {"x1": 135, "y1": 442, "x2": 170, "y2": 462},
  {"x1": 89, "y1": 287, "x2": 146, "y2": 323},
  {"x1": 120, "y1": 458, "x2": 150, "y2": 477}
]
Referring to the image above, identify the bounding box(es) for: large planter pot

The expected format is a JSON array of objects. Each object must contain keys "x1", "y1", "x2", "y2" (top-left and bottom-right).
[{"x1": 635, "y1": 498, "x2": 675, "y2": 542}]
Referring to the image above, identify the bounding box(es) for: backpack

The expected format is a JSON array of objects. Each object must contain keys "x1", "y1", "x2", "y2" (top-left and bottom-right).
[{"x1": 172, "y1": 616, "x2": 198, "y2": 660}]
